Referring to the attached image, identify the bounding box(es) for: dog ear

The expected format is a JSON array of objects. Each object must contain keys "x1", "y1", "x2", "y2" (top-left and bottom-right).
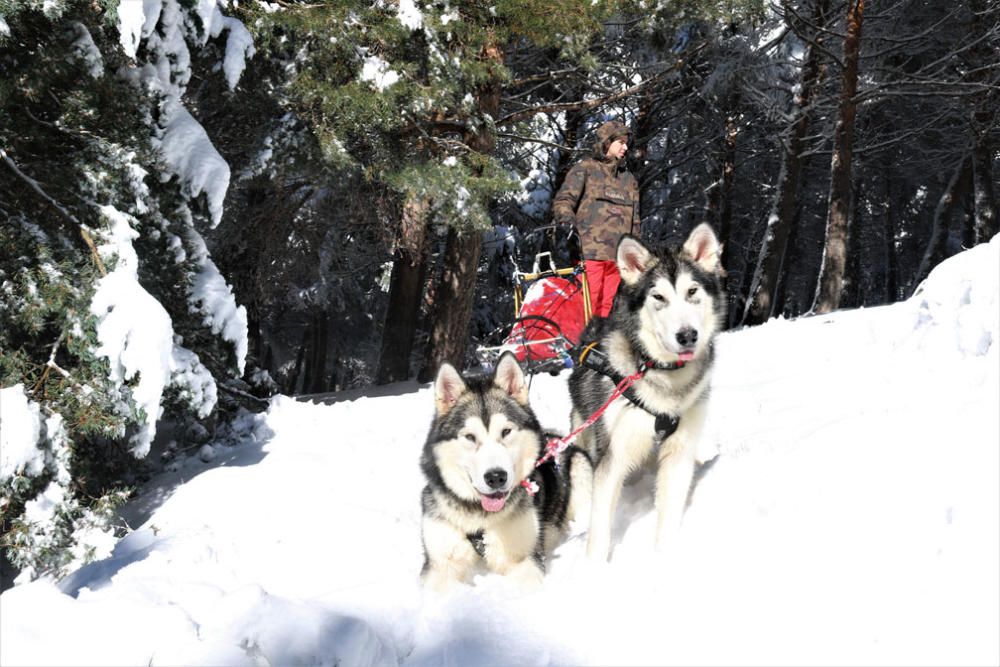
[
  {"x1": 434, "y1": 363, "x2": 466, "y2": 415},
  {"x1": 682, "y1": 223, "x2": 723, "y2": 274},
  {"x1": 616, "y1": 235, "x2": 655, "y2": 285},
  {"x1": 493, "y1": 353, "x2": 529, "y2": 405}
]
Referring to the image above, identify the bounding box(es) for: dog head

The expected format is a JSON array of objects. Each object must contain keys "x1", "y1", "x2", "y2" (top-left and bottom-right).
[
  {"x1": 423, "y1": 353, "x2": 542, "y2": 513},
  {"x1": 615, "y1": 223, "x2": 726, "y2": 363}
]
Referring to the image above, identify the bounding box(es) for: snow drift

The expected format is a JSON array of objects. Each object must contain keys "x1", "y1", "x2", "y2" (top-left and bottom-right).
[{"x1": 2, "y1": 238, "x2": 997, "y2": 666}]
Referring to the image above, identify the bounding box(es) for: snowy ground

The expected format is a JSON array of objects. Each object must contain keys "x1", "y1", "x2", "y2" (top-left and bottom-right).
[{"x1": 2, "y1": 238, "x2": 998, "y2": 667}]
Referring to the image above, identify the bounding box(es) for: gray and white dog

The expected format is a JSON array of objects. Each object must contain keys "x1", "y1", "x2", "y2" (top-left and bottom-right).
[
  {"x1": 420, "y1": 353, "x2": 592, "y2": 590},
  {"x1": 569, "y1": 223, "x2": 725, "y2": 561}
]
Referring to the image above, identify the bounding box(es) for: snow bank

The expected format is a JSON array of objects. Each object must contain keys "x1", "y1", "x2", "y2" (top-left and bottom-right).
[
  {"x1": 0, "y1": 384, "x2": 43, "y2": 480},
  {"x1": 2, "y1": 241, "x2": 998, "y2": 666},
  {"x1": 908, "y1": 234, "x2": 999, "y2": 358}
]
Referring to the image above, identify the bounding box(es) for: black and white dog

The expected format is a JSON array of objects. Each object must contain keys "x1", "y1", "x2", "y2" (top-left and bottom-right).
[
  {"x1": 420, "y1": 354, "x2": 592, "y2": 590},
  {"x1": 569, "y1": 224, "x2": 726, "y2": 561}
]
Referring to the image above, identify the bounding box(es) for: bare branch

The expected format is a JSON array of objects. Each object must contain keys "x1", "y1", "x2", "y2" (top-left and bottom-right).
[{"x1": 1, "y1": 147, "x2": 107, "y2": 276}]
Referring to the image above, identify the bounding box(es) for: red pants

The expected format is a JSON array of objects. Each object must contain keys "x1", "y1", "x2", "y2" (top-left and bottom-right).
[{"x1": 585, "y1": 260, "x2": 621, "y2": 319}]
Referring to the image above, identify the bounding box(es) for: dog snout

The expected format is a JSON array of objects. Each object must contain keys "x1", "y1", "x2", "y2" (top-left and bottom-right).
[
  {"x1": 676, "y1": 327, "x2": 698, "y2": 348},
  {"x1": 483, "y1": 468, "x2": 508, "y2": 490}
]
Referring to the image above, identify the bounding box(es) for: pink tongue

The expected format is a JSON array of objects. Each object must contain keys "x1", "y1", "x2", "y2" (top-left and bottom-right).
[
  {"x1": 678, "y1": 350, "x2": 695, "y2": 362},
  {"x1": 481, "y1": 493, "x2": 507, "y2": 512}
]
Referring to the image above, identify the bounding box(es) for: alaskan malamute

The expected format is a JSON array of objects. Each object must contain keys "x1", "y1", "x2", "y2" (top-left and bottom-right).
[
  {"x1": 569, "y1": 223, "x2": 725, "y2": 561},
  {"x1": 420, "y1": 353, "x2": 591, "y2": 590}
]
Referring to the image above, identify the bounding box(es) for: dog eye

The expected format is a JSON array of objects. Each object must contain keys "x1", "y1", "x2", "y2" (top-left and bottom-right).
[
  {"x1": 687, "y1": 286, "x2": 698, "y2": 297},
  {"x1": 501, "y1": 427, "x2": 512, "y2": 438},
  {"x1": 464, "y1": 433, "x2": 477, "y2": 444},
  {"x1": 651, "y1": 293, "x2": 665, "y2": 303}
]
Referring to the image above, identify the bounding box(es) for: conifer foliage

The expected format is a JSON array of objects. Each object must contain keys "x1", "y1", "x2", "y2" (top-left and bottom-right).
[{"x1": 1, "y1": 0, "x2": 251, "y2": 581}]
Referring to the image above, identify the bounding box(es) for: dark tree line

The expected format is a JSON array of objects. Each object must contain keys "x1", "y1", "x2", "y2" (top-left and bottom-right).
[{"x1": 203, "y1": 0, "x2": 998, "y2": 395}]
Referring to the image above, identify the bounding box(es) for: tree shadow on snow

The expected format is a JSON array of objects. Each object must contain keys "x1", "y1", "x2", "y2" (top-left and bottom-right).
[
  {"x1": 114, "y1": 416, "x2": 275, "y2": 543},
  {"x1": 295, "y1": 379, "x2": 425, "y2": 405}
]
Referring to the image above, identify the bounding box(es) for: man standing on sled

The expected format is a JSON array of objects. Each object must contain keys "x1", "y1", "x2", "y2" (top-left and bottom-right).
[{"x1": 551, "y1": 119, "x2": 640, "y2": 319}]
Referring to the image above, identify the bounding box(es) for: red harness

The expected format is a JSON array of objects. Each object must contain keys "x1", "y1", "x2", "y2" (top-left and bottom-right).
[{"x1": 519, "y1": 361, "x2": 659, "y2": 496}]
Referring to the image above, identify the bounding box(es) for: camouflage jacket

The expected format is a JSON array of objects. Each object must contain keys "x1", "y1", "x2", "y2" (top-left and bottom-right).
[{"x1": 551, "y1": 158, "x2": 640, "y2": 260}]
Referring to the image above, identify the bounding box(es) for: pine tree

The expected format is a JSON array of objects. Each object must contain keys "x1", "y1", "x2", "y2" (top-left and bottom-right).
[
  {"x1": 249, "y1": 0, "x2": 616, "y2": 382},
  {"x1": 1, "y1": 0, "x2": 251, "y2": 581}
]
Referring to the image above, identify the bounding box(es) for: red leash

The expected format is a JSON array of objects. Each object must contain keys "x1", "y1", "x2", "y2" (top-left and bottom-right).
[{"x1": 518, "y1": 363, "x2": 653, "y2": 496}]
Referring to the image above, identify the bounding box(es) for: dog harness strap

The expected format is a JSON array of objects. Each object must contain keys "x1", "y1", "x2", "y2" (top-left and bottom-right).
[
  {"x1": 655, "y1": 414, "x2": 680, "y2": 440},
  {"x1": 467, "y1": 530, "x2": 486, "y2": 558},
  {"x1": 572, "y1": 343, "x2": 683, "y2": 444}
]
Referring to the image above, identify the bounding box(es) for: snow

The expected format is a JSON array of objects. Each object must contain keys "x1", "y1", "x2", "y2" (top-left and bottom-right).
[
  {"x1": 70, "y1": 22, "x2": 104, "y2": 78},
  {"x1": 89, "y1": 206, "x2": 223, "y2": 455},
  {"x1": 90, "y1": 206, "x2": 178, "y2": 455},
  {"x1": 0, "y1": 16, "x2": 9, "y2": 37},
  {"x1": 118, "y1": 0, "x2": 252, "y2": 226},
  {"x1": 361, "y1": 54, "x2": 400, "y2": 91},
  {"x1": 109, "y1": 0, "x2": 252, "y2": 377},
  {"x1": 185, "y1": 227, "x2": 249, "y2": 373},
  {"x1": 158, "y1": 104, "x2": 231, "y2": 228},
  {"x1": 0, "y1": 384, "x2": 44, "y2": 480},
  {"x1": 3, "y1": 238, "x2": 999, "y2": 666},
  {"x1": 397, "y1": 0, "x2": 423, "y2": 31},
  {"x1": 116, "y1": 0, "x2": 147, "y2": 59},
  {"x1": 221, "y1": 16, "x2": 255, "y2": 90}
]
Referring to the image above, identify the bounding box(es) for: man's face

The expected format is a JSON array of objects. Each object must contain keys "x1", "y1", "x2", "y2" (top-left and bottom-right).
[{"x1": 606, "y1": 137, "x2": 628, "y2": 160}]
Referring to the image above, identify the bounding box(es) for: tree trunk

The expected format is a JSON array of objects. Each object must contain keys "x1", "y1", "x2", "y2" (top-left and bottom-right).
[
  {"x1": 742, "y1": 0, "x2": 830, "y2": 326},
  {"x1": 910, "y1": 155, "x2": 973, "y2": 295},
  {"x1": 969, "y1": 0, "x2": 999, "y2": 245},
  {"x1": 551, "y1": 97, "x2": 587, "y2": 197},
  {"x1": 842, "y1": 173, "x2": 865, "y2": 308},
  {"x1": 813, "y1": 0, "x2": 865, "y2": 315},
  {"x1": 376, "y1": 198, "x2": 430, "y2": 384},
  {"x1": 971, "y1": 126, "x2": 998, "y2": 244},
  {"x1": 417, "y1": 35, "x2": 503, "y2": 381},
  {"x1": 707, "y1": 92, "x2": 739, "y2": 273},
  {"x1": 418, "y1": 228, "x2": 483, "y2": 382},
  {"x1": 884, "y1": 169, "x2": 899, "y2": 303},
  {"x1": 308, "y1": 309, "x2": 329, "y2": 394},
  {"x1": 286, "y1": 328, "x2": 308, "y2": 394}
]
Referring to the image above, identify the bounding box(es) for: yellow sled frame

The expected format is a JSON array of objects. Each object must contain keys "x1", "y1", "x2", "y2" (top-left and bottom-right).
[{"x1": 513, "y1": 252, "x2": 592, "y2": 326}]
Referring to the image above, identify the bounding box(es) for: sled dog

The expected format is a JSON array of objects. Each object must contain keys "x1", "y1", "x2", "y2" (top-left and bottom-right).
[
  {"x1": 569, "y1": 223, "x2": 725, "y2": 561},
  {"x1": 420, "y1": 353, "x2": 592, "y2": 590}
]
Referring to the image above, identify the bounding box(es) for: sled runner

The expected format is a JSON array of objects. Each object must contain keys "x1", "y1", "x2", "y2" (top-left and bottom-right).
[{"x1": 476, "y1": 228, "x2": 592, "y2": 375}]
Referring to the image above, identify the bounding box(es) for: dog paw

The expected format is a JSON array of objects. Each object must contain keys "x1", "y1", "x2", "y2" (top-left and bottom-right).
[{"x1": 505, "y1": 561, "x2": 544, "y2": 591}]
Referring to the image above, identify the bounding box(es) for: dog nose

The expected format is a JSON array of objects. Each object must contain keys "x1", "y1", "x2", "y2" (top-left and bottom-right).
[
  {"x1": 676, "y1": 328, "x2": 698, "y2": 348},
  {"x1": 484, "y1": 468, "x2": 508, "y2": 490}
]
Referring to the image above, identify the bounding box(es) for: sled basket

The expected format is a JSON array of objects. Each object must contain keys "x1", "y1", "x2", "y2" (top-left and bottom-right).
[{"x1": 475, "y1": 248, "x2": 592, "y2": 375}]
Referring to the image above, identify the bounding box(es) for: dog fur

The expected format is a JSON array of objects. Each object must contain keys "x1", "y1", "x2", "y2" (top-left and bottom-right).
[
  {"x1": 420, "y1": 353, "x2": 592, "y2": 590},
  {"x1": 568, "y1": 223, "x2": 726, "y2": 561}
]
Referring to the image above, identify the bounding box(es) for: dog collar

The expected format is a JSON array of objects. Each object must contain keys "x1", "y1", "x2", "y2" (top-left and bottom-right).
[{"x1": 574, "y1": 342, "x2": 682, "y2": 441}]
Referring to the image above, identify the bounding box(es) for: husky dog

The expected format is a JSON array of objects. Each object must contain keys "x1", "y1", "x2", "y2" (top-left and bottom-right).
[
  {"x1": 569, "y1": 223, "x2": 725, "y2": 561},
  {"x1": 420, "y1": 353, "x2": 592, "y2": 590}
]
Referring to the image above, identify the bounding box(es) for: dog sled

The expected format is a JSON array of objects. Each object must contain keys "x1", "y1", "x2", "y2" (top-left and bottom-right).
[{"x1": 476, "y1": 227, "x2": 593, "y2": 375}]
